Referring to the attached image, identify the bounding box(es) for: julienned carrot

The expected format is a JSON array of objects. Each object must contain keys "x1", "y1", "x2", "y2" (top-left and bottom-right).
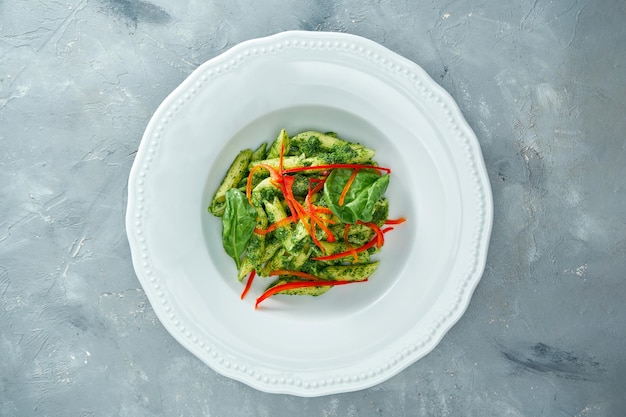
[
  {"x1": 283, "y1": 164, "x2": 390, "y2": 174},
  {"x1": 240, "y1": 270, "x2": 256, "y2": 300},
  {"x1": 255, "y1": 279, "x2": 368, "y2": 308}
]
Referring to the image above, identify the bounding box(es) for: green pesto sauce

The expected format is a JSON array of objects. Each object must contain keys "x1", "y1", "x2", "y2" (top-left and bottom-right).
[{"x1": 319, "y1": 144, "x2": 358, "y2": 164}]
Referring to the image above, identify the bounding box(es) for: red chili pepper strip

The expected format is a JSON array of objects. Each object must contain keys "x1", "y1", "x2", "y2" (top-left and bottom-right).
[
  {"x1": 254, "y1": 216, "x2": 296, "y2": 235},
  {"x1": 309, "y1": 177, "x2": 327, "y2": 195},
  {"x1": 240, "y1": 270, "x2": 256, "y2": 300},
  {"x1": 304, "y1": 186, "x2": 335, "y2": 243},
  {"x1": 283, "y1": 175, "x2": 328, "y2": 250},
  {"x1": 255, "y1": 279, "x2": 368, "y2": 309},
  {"x1": 312, "y1": 228, "x2": 394, "y2": 261},
  {"x1": 305, "y1": 178, "x2": 326, "y2": 209},
  {"x1": 338, "y1": 169, "x2": 359, "y2": 206},
  {"x1": 385, "y1": 217, "x2": 407, "y2": 225},
  {"x1": 312, "y1": 234, "x2": 377, "y2": 261},
  {"x1": 283, "y1": 164, "x2": 390, "y2": 174},
  {"x1": 281, "y1": 175, "x2": 303, "y2": 220},
  {"x1": 269, "y1": 270, "x2": 319, "y2": 280},
  {"x1": 359, "y1": 221, "x2": 385, "y2": 248}
]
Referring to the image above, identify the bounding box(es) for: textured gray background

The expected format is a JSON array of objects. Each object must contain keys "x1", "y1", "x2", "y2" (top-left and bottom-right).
[{"x1": 1, "y1": 0, "x2": 625, "y2": 416}]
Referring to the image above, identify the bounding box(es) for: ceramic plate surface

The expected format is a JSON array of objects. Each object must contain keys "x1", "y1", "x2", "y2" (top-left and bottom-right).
[{"x1": 126, "y1": 31, "x2": 492, "y2": 396}]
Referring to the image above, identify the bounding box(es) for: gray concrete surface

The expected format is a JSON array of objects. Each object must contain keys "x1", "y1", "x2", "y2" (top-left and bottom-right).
[{"x1": 1, "y1": 0, "x2": 625, "y2": 416}]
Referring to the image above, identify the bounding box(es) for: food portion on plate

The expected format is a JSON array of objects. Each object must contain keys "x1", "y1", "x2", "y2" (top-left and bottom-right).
[{"x1": 208, "y1": 129, "x2": 405, "y2": 308}]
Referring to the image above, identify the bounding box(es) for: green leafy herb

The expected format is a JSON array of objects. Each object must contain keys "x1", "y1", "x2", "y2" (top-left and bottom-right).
[
  {"x1": 323, "y1": 169, "x2": 390, "y2": 224},
  {"x1": 222, "y1": 188, "x2": 258, "y2": 269}
]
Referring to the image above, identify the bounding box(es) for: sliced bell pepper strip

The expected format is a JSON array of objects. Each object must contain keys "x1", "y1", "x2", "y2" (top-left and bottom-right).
[
  {"x1": 305, "y1": 186, "x2": 335, "y2": 243},
  {"x1": 358, "y1": 221, "x2": 385, "y2": 248},
  {"x1": 282, "y1": 175, "x2": 327, "y2": 250},
  {"x1": 240, "y1": 270, "x2": 256, "y2": 300},
  {"x1": 308, "y1": 177, "x2": 327, "y2": 196},
  {"x1": 255, "y1": 279, "x2": 368, "y2": 308},
  {"x1": 246, "y1": 163, "x2": 281, "y2": 205},
  {"x1": 254, "y1": 216, "x2": 296, "y2": 235},
  {"x1": 385, "y1": 217, "x2": 407, "y2": 225},
  {"x1": 279, "y1": 141, "x2": 286, "y2": 173},
  {"x1": 312, "y1": 227, "x2": 393, "y2": 261},
  {"x1": 338, "y1": 168, "x2": 359, "y2": 206}
]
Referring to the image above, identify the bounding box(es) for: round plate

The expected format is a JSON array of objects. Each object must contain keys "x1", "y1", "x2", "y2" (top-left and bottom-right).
[{"x1": 126, "y1": 31, "x2": 492, "y2": 396}]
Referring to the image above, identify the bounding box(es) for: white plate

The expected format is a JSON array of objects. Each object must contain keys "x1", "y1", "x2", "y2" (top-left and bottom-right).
[{"x1": 126, "y1": 31, "x2": 492, "y2": 396}]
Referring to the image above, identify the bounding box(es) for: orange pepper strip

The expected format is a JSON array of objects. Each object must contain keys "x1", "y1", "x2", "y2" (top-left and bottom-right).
[
  {"x1": 240, "y1": 270, "x2": 256, "y2": 300},
  {"x1": 313, "y1": 207, "x2": 333, "y2": 215},
  {"x1": 279, "y1": 141, "x2": 285, "y2": 173},
  {"x1": 283, "y1": 175, "x2": 326, "y2": 250},
  {"x1": 280, "y1": 175, "x2": 302, "y2": 219},
  {"x1": 255, "y1": 279, "x2": 368, "y2": 308},
  {"x1": 338, "y1": 169, "x2": 359, "y2": 206},
  {"x1": 246, "y1": 163, "x2": 281, "y2": 204},
  {"x1": 385, "y1": 217, "x2": 407, "y2": 225},
  {"x1": 254, "y1": 216, "x2": 296, "y2": 235}
]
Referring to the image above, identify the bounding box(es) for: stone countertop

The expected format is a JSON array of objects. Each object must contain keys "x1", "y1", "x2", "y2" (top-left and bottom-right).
[{"x1": 1, "y1": 1, "x2": 624, "y2": 415}]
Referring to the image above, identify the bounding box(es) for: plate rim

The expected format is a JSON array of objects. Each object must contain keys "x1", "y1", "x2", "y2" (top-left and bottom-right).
[{"x1": 126, "y1": 30, "x2": 493, "y2": 396}]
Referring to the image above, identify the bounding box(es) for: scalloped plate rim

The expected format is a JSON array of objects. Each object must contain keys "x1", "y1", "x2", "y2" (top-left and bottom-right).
[{"x1": 126, "y1": 30, "x2": 493, "y2": 396}]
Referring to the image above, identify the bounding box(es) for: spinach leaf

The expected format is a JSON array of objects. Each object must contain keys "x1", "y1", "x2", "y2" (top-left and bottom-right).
[
  {"x1": 323, "y1": 169, "x2": 390, "y2": 224},
  {"x1": 222, "y1": 188, "x2": 258, "y2": 269}
]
